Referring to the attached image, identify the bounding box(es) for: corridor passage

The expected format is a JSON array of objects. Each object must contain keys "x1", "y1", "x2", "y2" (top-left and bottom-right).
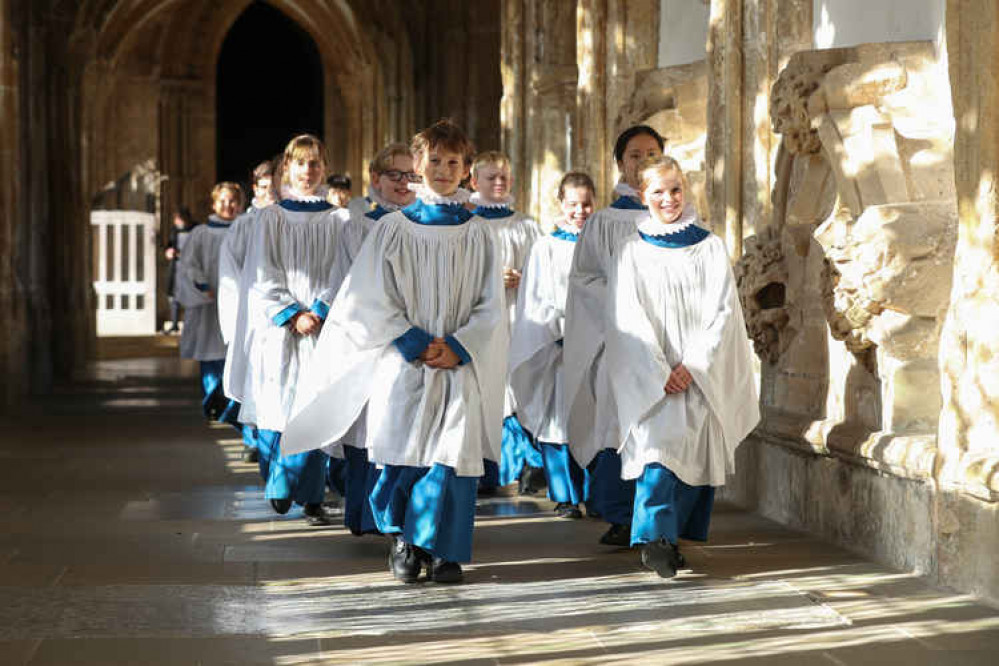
[{"x1": 0, "y1": 357, "x2": 996, "y2": 665}]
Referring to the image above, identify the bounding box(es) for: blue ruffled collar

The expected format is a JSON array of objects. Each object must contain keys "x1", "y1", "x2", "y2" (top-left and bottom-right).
[
  {"x1": 636, "y1": 209, "x2": 709, "y2": 248},
  {"x1": 552, "y1": 227, "x2": 579, "y2": 242},
  {"x1": 279, "y1": 199, "x2": 334, "y2": 212},
  {"x1": 610, "y1": 195, "x2": 647, "y2": 211},
  {"x1": 365, "y1": 205, "x2": 393, "y2": 221},
  {"x1": 206, "y1": 215, "x2": 233, "y2": 229},
  {"x1": 402, "y1": 199, "x2": 472, "y2": 226},
  {"x1": 472, "y1": 205, "x2": 515, "y2": 219}
]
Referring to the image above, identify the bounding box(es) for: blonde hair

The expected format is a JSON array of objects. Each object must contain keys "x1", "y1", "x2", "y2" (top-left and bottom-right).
[
  {"x1": 411, "y1": 119, "x2": 475, "y2": 166},
  {"x1": 471, "y1": 150, "x2": 511, "y2": 179},
  {"x1": 211, "y1": 181, "x2": 245, "y2": 208},
  {"x1": 279, "y1": 134, "x2": 329, "y2": 186},
  {"x1": 370, "y1": 143, "x2": 413, "y2": 175},
  {"x1": 637, "y1": 155, "x2": 686, "y2": 193}
]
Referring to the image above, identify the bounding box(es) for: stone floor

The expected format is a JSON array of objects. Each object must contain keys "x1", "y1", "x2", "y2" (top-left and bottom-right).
[{"x1": 0, "y1": 357, "x2": 997, "y2": 665}]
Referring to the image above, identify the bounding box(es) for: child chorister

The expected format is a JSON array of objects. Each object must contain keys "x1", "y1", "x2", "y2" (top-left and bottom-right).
[
  {"x1": 335, "y1": 142, "x2": 418, "y2": 537},
  {"x1": 283, "y1": 120, "x2": 507, "y2": 584},
  {"x1": 178, "y1": 182, "x2": 243, "y2": 424},
  {"x1": 219, "y1": 159, "x2": 276, "y2": 463},
  {"x1": 469, "y1": 151, "x2": 544, "y2": 496},
  {"x1": 509, "y1": 172, "x2": 596, "y2": 520},
  {"x1": 564, "y1": 125, "x2": 667, "y2": 547},
  {"x1": 605, "y1": 156, "x2": 758, "y2": 576},
  {"x1": 228, "y1": 134, "x2": 360, "y2": 525}
]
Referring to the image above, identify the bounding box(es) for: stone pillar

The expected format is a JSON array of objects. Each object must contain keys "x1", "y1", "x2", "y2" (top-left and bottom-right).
[
  {"x1": 706, "y1": 0, "x2": 743, "y2": 255},
  {"x1": 938, "y1": 0, "x2": 999, "y2": 500},
  {"x1": 501, "y1": 0, "x2": 528, "y2": 207},
  {"x1": 575, "y1": 0, "x2": 608, "y2": 202}
]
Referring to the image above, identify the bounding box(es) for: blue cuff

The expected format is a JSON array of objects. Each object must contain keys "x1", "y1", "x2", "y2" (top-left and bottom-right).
[
  {"x1": 445, "y1": 335, "x2": 472, "y2": 366},
  {"x1": 272, "y1": 303, "x2": 303, "y2": 327},
  {"x1": 309, "y1": 299, "x2": 330, "y2": 322},
  {"x1": 394, "y1": 327, "x2": 434, "y2": 362},
  {"x1": 555, "y1": 338, "x2": 564, "y2": 347},
  {"x1": 195, "y1": 282, "x2": 210, "y2": 292}
]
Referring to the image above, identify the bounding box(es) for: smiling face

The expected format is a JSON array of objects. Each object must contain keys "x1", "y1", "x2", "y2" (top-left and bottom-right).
[
  {"x1": 415, "y1": 147, "x2": 469, "y2": 197},
  {"x1": 212, "y1": 188, "x2": 240, "y2": 221},
  {"x1": 560, "y1": 185, "x2": 594, "y2": 230},
  {"x1": 286, "y1": 153, "x2": 324, "y2": 196},
  {"x1": 618, "y1": 133, "x2": 663, "y2": 189},
  {"x1": 372, "y1": 154, "x2": 418, "y2": 207},
  {"x1": 641, "y1": 168, "x2": 685, "y2": 224},
  {"x1": 471, "y1": 163, "x2": 512, "y2": 204},
  {"x1": 252, "y1": 177, "x2": 274, "y2": 206}
]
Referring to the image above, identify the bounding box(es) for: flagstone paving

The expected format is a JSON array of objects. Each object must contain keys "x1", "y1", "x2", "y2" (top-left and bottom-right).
[{"x1": 0, "y1": 357, "x2": 996, "y2": 665}]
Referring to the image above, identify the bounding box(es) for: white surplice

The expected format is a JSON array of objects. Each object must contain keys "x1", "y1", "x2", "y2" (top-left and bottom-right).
[
  {"x1": 563, "y1": 202, "x2": 647, "y2": 467},
  {"x1": 281, "y1": 210, "x2": 508, "y2": 477},
  {"x1": 508, "y1": 231, "x2": 577, "y2": 444},
  {"x1": 607, "y1": 214, "x2": 760, "y2": 486},
  {"x1": 177, "y1": 218, "x2": 230, "y2": 361},
  {"x1": 228, "y1": 201, "x2": 358, "y2": 432},
  {"x1": 219, "y1": 206, "x2": 264, "y2": 404}
]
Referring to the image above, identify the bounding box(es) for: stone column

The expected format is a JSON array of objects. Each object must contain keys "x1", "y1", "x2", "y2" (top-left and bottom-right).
[
  {"x1": 938, "y1": 0, "x2": 999, "y2": 500},
  {"x1": 575, "y1": 0, "x2": 608, "y2": 202},
  {"x1": 706, "y1": 0, "x2": 743, "y2": 255},
  {"x1": 500, "y1": 0, "x2": 528, "y2": 207}
]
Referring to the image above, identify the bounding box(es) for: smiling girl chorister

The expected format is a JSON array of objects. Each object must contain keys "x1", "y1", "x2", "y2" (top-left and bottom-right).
[
  {"x1": 605, "y1": 156, "x2": 759, "y2": 577},
  {"x1": 228, "y1": 134, "x2": 361, "y2": 526},
  {"x1": 283, "y1": 119, "x2": 507, "y2": 585}
]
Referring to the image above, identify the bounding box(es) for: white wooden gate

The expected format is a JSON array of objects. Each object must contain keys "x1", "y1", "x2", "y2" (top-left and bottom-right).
[{"x1": 91, "y1": 210, "x2": 157, "y2": 336}]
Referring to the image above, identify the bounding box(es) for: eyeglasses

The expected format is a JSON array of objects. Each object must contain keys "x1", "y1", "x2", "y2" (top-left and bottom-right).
[{"x1": 380, "y1": 170, "x2": 421, "y2": 183}]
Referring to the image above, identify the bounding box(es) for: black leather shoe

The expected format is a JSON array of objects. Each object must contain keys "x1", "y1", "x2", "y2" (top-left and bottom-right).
[
  {"x1": 554, "y1": 502, "x2": 583, "y2": 519},
  {"x1": 427, "y1": 558, "x2": 463, "y2": 584},
  {"x1": 640, "y1": 539, "x2": 683, "y2": 578},
  {"x1": 518, "y1": 466, "x2": 547, "y2": 495},
  {"x1": 599, "y1": 523, "x2": 631, "y2": 547},
  {"x1": 477, "y1": 483, "x2": 499, "y2": 497},
  {"x1": 389, "y1": 537, "x2": 424, "y2": 584},
  {"x1": 269, "y1": 498, "x2": 292, "y2": 515},
  {"x1": 302, "y1": 503, "x2": 335, "y2": 526},
  {"x1": 242, "y1": 447, "x2": 259, "y2": 463}
]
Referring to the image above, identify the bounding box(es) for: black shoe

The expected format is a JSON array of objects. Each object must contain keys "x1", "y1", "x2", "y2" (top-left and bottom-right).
[
  {"x1": 242, "y1": 447, "x2": 259, "y2": 463},
  {"x1": 427, "y1": 558, "x2": 463, "y2": 584},
  {"x1": 599, "y1": 523, "x2": 631, "y2": 547},
  {"x1": 389, "y1": 537, "x2": 425, "y2": 584},
  {"x1": 477, "y1": 483, "x2": 499, "y2": 497},
  {"x1": 554, "y1": 502, "x2": 583, "y2": 519},
  {"x1": 518, "y1": 466, "x2": 547, "y2": 495},
  {"x1": 640, "y1": 539, "x2": 683, "y2": 578},
  {"x1": 269, "y1": 498, "x2": 292, "y2": 515},
  {"x1": 302, "y1": 503, "x2": 335, "y2": 526}
]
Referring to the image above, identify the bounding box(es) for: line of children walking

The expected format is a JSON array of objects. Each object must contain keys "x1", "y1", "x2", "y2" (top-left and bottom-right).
[{"x1": 178, "y1": 118, "x2": 759, "y2": 585}]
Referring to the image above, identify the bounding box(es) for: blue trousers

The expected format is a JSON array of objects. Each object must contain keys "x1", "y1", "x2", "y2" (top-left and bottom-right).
[
  {"x1": 256, "y1": 429, "x2": 327, "y2": 505},
  {"x1": 199, "y1": 360, "x2": 241, "y2": 432},
  {"x1": 631, "y1": 463, "x2": 715, "y2": 546},
  {"x1": 481, "y1": 415, "x2": 544, "y2": 489},
  {"x1": 370, "y1": 464, "x2": 477, "y2": 563},
  {"x1": 540, "y1": 442, "x2": 585, "y2": 505},
  {"x1": 586, "y1": 448, "x2": 636, "y2": 526},
  {"x1": 342, "y1": 445, "x2": 380, "y2": 535}
]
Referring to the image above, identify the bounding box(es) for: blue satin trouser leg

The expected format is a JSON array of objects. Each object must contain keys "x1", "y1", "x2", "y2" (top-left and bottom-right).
[
  {"x1": 630, "y1": 463, "x2": 715, "y2": 546},
  {"x1": 540, "y1": 442, "x2": 585, "y2": 505},
  {"x1": 586, "y1": 448, "x2": 636, "y2": 526}
]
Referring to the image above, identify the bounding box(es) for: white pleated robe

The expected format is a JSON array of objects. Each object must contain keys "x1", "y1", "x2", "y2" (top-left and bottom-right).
[
  {"x1": 607, "y1": 218, "x2": 760, "y2": 486},
  {"x1": 508, "y1": 232, "x2": 576, "y2": 444},
  {"x1": 282, "y1": 211, "x2": 508, "y2": 477},
  {"x1": 219, "y1": 206, "x2": 263, "y2": 403},
  {"x1": 228, "y1": 202, "x2": 359, "y2": 432},
  {"x1": 563, "y1": 203, "x2": 647, "y2": 467},
  {"x1": 177, "y1": 219, "x2": 230, "y2": 361}
]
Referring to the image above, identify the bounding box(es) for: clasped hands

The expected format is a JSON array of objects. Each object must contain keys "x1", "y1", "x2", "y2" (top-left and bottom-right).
[
  {"x1": 664, "y1": 363, "x2": 693, "y2": 394},
  {"x1": 503, "y1": 267, "x2": 522, "y2": 290},
  {"x1": 291, "y1": 311, "x2": 323, "y2": 336},
  {"x1": 420, "y1": 337, "x2": 461, "y2": 369}
]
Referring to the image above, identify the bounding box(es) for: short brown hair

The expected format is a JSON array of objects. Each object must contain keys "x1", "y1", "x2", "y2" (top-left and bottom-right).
[
  {"x1": 370, "y1": 143, "x2": 413, "y2": 175},
  {"x1": 557, "y1": 171, "x2": 596, "y2": 201},
  {"x1": 251, "y1": 159, "x2": 275, "y2": 185},
  {"x1": 211, "y1": 181, "x2": 245, "y2": 208},
  {"x1": 411, "y1": 119, "x2": 475, "y2": 166}
]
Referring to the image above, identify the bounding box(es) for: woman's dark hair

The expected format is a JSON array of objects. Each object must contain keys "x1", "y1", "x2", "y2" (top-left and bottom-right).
[
  {"x1": 175, "y1": 206, "x2": 194, "y2": 226},
  {"x1": 613, "y1": 125, "x2": 665, "y2": 164},
  {"x1": 326, "y1": 174, "x2": 351, "y2": 190}
]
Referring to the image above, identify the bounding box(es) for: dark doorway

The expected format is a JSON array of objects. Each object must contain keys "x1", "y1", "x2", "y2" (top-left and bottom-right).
[{"x1": 216, "y1": 1, "x2": 324, "y2": 186}]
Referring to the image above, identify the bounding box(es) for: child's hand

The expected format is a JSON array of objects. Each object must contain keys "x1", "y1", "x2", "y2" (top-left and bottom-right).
[
  {"x1": 664, "y1": 363, "x2": 693, "y2": 394},
  {"x1": 503, "y1": 268, "x2": 522, "y2": 290},
  {"x1": 425, "y1": 337, "x2": 461, "y2": 369},
  {"x1": 294, "y1": 312, "x2": 321, "y2": 336}
]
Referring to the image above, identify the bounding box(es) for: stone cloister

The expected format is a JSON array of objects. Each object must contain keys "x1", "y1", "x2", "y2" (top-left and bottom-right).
[{"x1": 1, "y1": 0, "x2": 998, "y2": 657}]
